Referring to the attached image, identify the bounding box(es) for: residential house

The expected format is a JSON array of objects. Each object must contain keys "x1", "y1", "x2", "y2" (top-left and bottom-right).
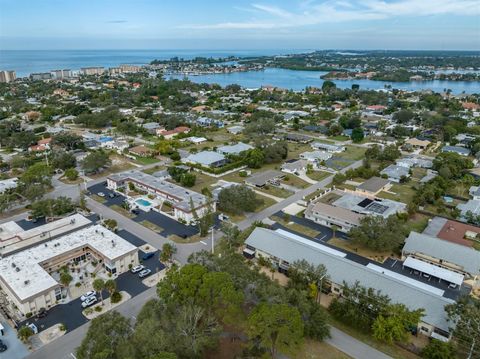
[
  {"x1": 157, "y1": 126, "x2": 191, "y2": 140},
  {"x1": 284, "y1": 133, "x2": 312, "y2": 143},
  {"x1": 441, "y1": 145, "x2": 470, "y2": 157},
  {"x1": 311, "y1": 142, "x2": 345, "y2": 153},
  {"x1": 356, "y1": 177, "x2": 391, "y2": 196},
  {"x1": 281, "y1": 160, "x2": 308, "y2": 175},
  {"x1": 142, "y1": 122, "x2": 161, "y2": 134},
  {"x1": 245, "y1": 170, "x2": 284, "y2": 187},
  {"x1": 216, "y1": 143, "x2": 253, "y2": 156},
  {"x1": 405, "y1": 138, "x2": 431, "y2": 150},
  {"x1": 182, "y1": 151, "x2": 227, "y2": 168},
  {"x1": 129, "y1": 145, "x2": 155, "y2": 158},
  {"x1": 380, "y1": 164, "x2": 410, "y2": 183}
]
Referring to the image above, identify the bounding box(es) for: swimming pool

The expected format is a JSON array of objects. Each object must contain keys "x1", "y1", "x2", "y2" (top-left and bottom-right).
[{"x1": 136, "y1": 198, "x2": 152, "y2": 207}]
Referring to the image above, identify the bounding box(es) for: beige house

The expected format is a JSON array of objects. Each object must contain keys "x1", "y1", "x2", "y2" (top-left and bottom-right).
[
  {"x1": 405, "y1": 138, "x2": 431, "y2": 149},
  {"x1": 0, "y1": 224, "x2": 138, "y2": 317}
]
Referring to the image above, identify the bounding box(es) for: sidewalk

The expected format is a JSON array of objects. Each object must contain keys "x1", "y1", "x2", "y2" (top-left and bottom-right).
[{"x1": 326, "y1": 326, "x2": 392, "y2": 359}]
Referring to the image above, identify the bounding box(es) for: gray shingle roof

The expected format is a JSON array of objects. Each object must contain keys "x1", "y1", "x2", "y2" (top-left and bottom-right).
[
  {"x1": 246, "y1": 227, "x2": 454, "y2": 332},
  {"x1": 403, "y1": 232, "x2": 480, "y2": 275}
]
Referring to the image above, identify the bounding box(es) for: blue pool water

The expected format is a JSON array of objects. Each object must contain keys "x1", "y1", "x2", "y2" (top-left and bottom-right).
[{"x1": 136, "y1": 199, "x2": 152, "y2": 207}]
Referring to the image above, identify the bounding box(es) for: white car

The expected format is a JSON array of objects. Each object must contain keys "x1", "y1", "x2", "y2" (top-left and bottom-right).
[
  {"x1": 81, "y1": 296, "x2": 97, "y2": 308},
  {"x1": 138, "y1": 269, "x2": 152, "y2": 278},
  {"x1": 27, "y1": 323, "x2": 38, "y2": 334},
  {"x1": 131, "y1": 265, "x2": 145, "y2": 274},
  {"x1": 97, "y1": 192, "x2": 105, "y2": 197},
  {"x1": 80, "y1": 291, "x2": 96, "y2": 301}
]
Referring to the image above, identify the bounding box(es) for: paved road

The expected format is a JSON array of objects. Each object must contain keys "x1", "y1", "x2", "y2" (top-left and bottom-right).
[
  {"x1": 27, "y1": 287, "x2": 158, "y2": 359},
  {"x1": 237, "y1": 159, "x2": 363, "y2": 230},
  {"x1": 327, "y1": 327, "x2": 392, "y2": 359},
  {"x1": 86, "y1": 198, "x2": 219, "y2": 264}
]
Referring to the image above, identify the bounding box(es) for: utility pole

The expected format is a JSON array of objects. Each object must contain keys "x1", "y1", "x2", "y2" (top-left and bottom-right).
[{"x1": 211, "y1": 226, "x2": 214, "y2": 254}]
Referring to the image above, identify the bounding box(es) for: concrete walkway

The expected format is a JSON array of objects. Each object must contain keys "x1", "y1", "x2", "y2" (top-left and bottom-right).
[{"x1": 327, "y1": 327, "x2": 392, "y2": 359}]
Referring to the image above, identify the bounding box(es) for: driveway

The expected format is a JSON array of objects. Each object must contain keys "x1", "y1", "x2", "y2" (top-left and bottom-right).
[{"x1": 0, "y1": 316, "x2": 29, "y2": 359}]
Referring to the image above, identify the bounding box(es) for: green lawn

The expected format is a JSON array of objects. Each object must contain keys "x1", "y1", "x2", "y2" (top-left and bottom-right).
[
  {"x1": 307, "y1": 170, "x2": 332, "y2": 182},
  {"x1": 110, "y1": 204, "x2": 135, "y2": 218},
  {"x1": 91, "y1": 194, "x2": 106, "y2": 203},
  {"x1": 329, "y1": 135, "x2": 350, "y2": 141},
  {"x1": 282, "y1": 174, "x2": 310, "y2": 188},
  {"x1": 340, "y1": 146, "x2": 366, "y2": 161},
  {"x1": 257, "y1": 185, "x2": 293, "y2": 199},
  {"x1": 140, "y1": 220, "x2": 163, "y2": 232},
  {"x1": 377, "y1": 183, "x2": 416, "y2": 204},
  {"x1": 134, "y1": 156, "x2": 161, "y2": 165}
]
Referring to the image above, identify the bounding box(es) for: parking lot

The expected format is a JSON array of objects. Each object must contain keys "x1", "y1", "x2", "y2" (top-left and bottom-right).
[{"x1": 88, "y1": 182, "x2": 200, "y2": 238}]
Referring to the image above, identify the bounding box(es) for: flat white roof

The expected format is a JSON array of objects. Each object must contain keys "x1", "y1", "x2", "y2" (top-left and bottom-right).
[
  {"x1": 403, "y1": 257, "x2": 464, "y2": 286},
  {"x1": 274, "y1": 229, "x2": 347, "y2": 258},
  {"x1": 0, "y1": 214, "x2": 92, "y2": 256},
  {"x1": 0, "y1": 224, "x2": 137, "y2": 302},
  {"x1": 0, "y1": 178, "x2": 18, "y2": 193},
  {"x1": 366, "y1": 263, "x2": 445, "y2": 296}
]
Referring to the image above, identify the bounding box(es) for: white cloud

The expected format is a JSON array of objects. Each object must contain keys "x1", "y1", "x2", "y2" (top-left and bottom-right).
[{"x1": 180, "y1": 0, "x2": 480, "y2": 30}]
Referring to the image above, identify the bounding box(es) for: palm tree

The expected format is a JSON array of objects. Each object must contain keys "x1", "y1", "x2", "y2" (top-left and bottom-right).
[
  {"x1": 60, "y1": 272, "x2": 73, "y2": 298},
  {"x1": 104, "y1": 279, "x2": 116, "y2": 303},
  {"x1": 160, "y1": 243, "x2": 176, "y2": 265},
  {"x1": 92, "y1": 279, "x2": 105, "y2": 305}
]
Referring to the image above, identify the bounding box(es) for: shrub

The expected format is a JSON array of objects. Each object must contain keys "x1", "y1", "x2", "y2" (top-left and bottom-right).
[
  {"x1": 110, "y1": 291, "x2": 122, "y2": 304},
  {"x1": 94, "y1": 306, "x2": 103, "y2": 312},
  {"x1": 75, "y1": 282, "x2": 81, "y2": 287},
  {"x1": 60, "y1": 323, "x2": 67, "y2": 331},
  {"x1": 25, "y1": 312, "x2": 32, "y2": 318}
]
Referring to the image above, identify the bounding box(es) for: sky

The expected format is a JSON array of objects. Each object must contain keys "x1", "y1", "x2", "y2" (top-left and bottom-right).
[{"x1": 0, "y1": 0, "x2": 479, "y2": 50}]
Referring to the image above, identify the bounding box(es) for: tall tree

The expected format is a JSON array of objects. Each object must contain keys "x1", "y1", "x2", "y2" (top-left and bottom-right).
[
  {"x1": 445, "y1": 296, "x2": 480, "y2": 359},
  {"x1": 76, "y1": 311, "x2": 132, "y2": 359},
  {"x1": 247, "y1": 303, "x2": 304, "y2": 358}
]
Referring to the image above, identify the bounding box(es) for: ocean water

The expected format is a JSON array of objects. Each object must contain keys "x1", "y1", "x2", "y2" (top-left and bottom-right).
[
  {"x1": 0, "y1": 49, "x2": 305, "y2": 77},
  {"x1": 170, "y1": 67, "x2": 480, "y2": 94},
  {"x1": 0, "y1": 49, "x2": 479, "y2": 94}
]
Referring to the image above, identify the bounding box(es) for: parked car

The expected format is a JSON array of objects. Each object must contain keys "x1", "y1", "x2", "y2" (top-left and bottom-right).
[
  {"x1": 36, "y1": 307, "x2": 47, "y2": 318},
  {"x1": 27, "y1": 323, "x2": 38, "y2": 334},
  {"x1": 80, "y1": 291, "x2": 96, "y2": 301},
  {"x1": 81, "y1": 296, "x2": 97, "y2": 308},
  {"x1": 0, "y1": 339, "x2": 7, "y2": 352},
  {"x1": 108, "y1": 193, "x2": 115, "y2": 198},
  {"x1": 97, "y1": 192, "x2": 105, "y2": 197},
  {"x1": 131, "y1": 209, "x2": 140, "y2": 215},
  {"x1": 142, "y1": 252, "x2": 155, "y2": 261},
  {"x1": 138, "y1": 269, "x2": 152, "y2": 278},
  {"x1": 131, "y1": 265, "x2": 145, "y2": 273}
]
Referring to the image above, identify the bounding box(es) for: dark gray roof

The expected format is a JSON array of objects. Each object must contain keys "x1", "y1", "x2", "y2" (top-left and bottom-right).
[
  {"x1": 245, "y1": 170, "x2": 284, "y2": 187},
  {"x1": 403, "y1": 232, "x2": 480, "y2": 275},
  {"x1": 357, "y1": 177, "x2": 390, "y2": 193},
  {"x1": 246, "y1": 227, "x2": 454, "y2": 332}
]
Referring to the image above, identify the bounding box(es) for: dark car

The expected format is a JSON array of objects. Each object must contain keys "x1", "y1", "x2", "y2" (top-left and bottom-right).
[
  {"x1": 0, "y1": 339, "x2": 7, "y2": 352},
  {"x1": 142, "y1": 252, "x2": 155, "y2": 260},
  {"x1": 131, "y1": 209, "x2": 140, "y2": 215},
  {"x1": 36, "y1": 307, "x2": 47, "y2": 318}
]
